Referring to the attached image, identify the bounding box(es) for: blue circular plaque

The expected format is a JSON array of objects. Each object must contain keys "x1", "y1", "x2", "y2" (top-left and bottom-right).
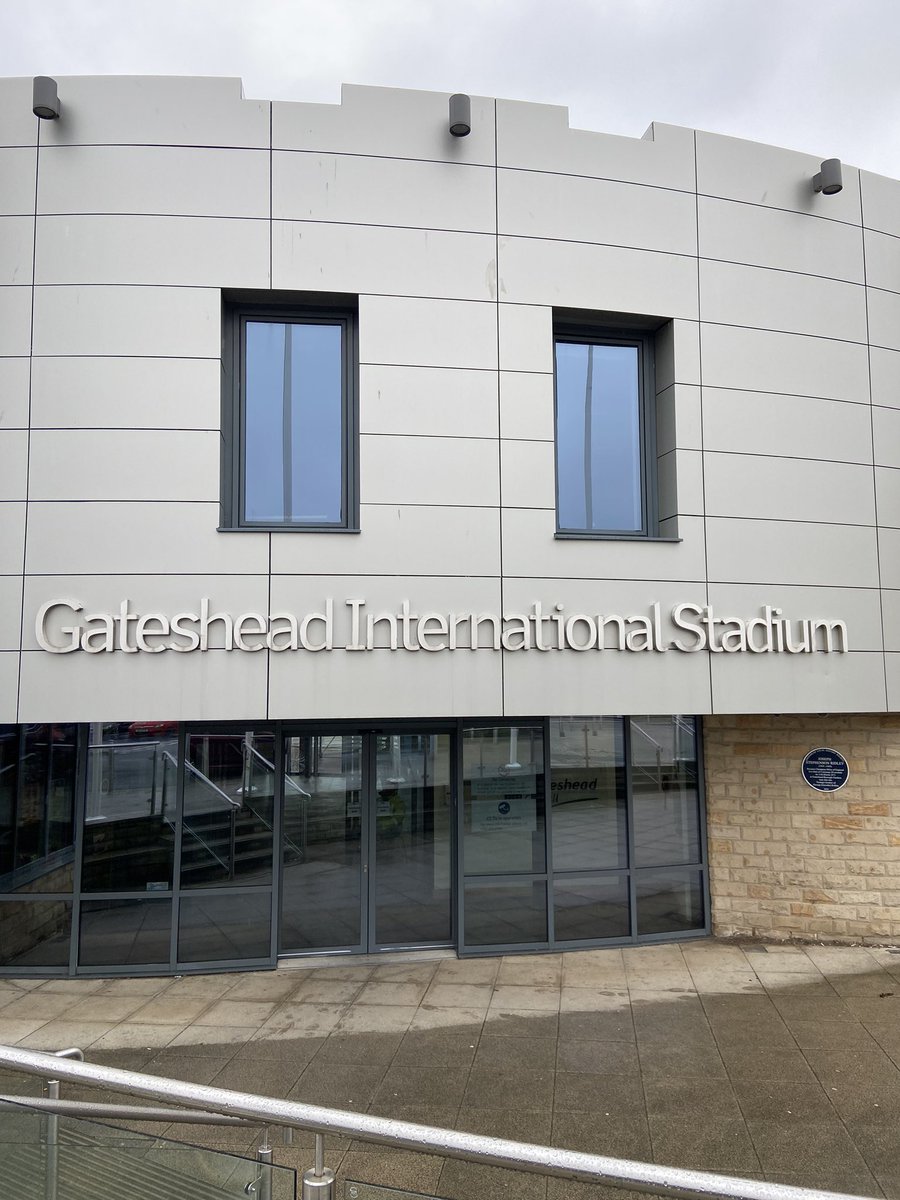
[{"x1": 801, "y1": 747, "x2": 849, "y2": 792}]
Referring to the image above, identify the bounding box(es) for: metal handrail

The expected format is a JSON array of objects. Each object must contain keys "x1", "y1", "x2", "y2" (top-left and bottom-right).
[
  {"x1": 242, "y1": 795, "x2": 305, "y2": 861},
  {"x1": 244, "y1": 742, "x2": 310, "y2": 797},
  {"x1": 0, "y1": 1045, "x2": 870, "y2": 1200},
  {"x1": 177, "y1": 815, "x2": 232, "y2": 876},
  {"x1": 631, "y1": 720, "x2": 664, "y2": 752},
  {"x1": 239, "y1": 743, "x2": 306, "y2": 858},
  {"x1": 162, "y1": 750, "x2": 304, "y2": 873},
  {"x1": 163, "y1": 750, "x2": 239, "y2": 808},
  {"x1": 162, "y1": 749, "x2": 239, "y2": 877},
  {"x1": 0, "y1": 1096, "x2": 251, "y2": 1126},
  {"x1": 87, "y1": 740, "x2": 163, "y2": 751}
]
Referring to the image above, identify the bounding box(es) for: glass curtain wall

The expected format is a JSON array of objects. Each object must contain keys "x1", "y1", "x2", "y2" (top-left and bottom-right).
[
  {"x1": 550, "y1": 717, "x2": 629, "y2": 942},
  {"x1": 281, "y1": 732, "x2": 364, "y2": 952},
  {"x1": 77, "y1": 723, "x2": 278, "y2": 973},
  {"x1": 177, "y1": 729, "x2": 276, "y2": 963},
  {"x1": 78, "y1": 722, "x2": 177, "y2": 969},
  {"x1": 462, "y1": 725, "x2": 547, "y2": 947},
  {"x1": 459, "y1": 716, "x2": 706, "y2": 952},
  {"x1": 372, "y1": 732, "x2": 453, "y2": 948},
  {"x1": 551, "y1": 716, "x2": 704, "y2": 944},
  {"x1": 0, "y1": 724, "x2": 78, "y2": 969},
  {"x1": 0, "y1": 716, "x2": 706, "y2": 974},
  {"x1": 630, "y1": 716, "x2": 705, "y2": 935}
]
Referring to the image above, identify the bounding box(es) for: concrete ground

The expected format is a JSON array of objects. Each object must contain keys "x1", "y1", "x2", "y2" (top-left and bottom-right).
[{"x1": 0, "y1": 940, "x2": 899, "y2": 1199}]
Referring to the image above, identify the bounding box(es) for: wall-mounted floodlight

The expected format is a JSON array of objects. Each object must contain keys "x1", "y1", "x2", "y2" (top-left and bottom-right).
[
  {"x1": 813, "y1": 158, "x2": 843, "y2": 195},
  {"x1": 32, "y1": 76, "x2": 60, "y2": 120},
  {"x1": 449, "y1": 93, "x2": 471, "y2": 137}
]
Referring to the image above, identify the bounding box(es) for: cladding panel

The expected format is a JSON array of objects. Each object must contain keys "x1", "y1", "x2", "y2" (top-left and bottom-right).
[
  {"x1": 37, "y1": 145, "x2": 270, "y2": 218},
  {"x1": 0, "y1": 77, "x2": 895, "y2": 719}
]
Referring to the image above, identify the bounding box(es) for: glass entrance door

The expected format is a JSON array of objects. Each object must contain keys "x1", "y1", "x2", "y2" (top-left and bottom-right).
[{"x1": 280, "y1": 728, "x2": 453, "y2": 955}]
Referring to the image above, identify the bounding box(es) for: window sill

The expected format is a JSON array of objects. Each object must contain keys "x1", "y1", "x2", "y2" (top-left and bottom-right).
[
  {"x1": 217, "y1": 526, "x2": 361, "y2": 534},
  {"x1": 554, "y1": 532, "x2": 682, "y2": 543}
]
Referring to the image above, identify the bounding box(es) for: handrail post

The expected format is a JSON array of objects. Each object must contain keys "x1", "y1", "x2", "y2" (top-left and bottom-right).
[
  {"x1": 230, "y1": 806, "x2": 237, "y2": 880},
  {"x1": 256, "y1": 1127, "x2": 273, "y2": 1200},
  {"x1": 301, "y1": 1132, "x2": 334, "y2": 1199},
  {"x1": 150, "y1": 744, "x2": 158, "y2": 815},
  {"x1": 43, "y1": 1047, "x2": 84, "y2": 1200},
  {"x1": 43, "y1": 1079, "x2": 59, "y2": 1200}
]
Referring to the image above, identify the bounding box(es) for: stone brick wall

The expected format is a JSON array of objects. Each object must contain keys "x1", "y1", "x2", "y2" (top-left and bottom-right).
[
  {"x1": 704, "y1": 714, "x2": 900, "y2": 943},
  {"x1": 0, "y1": 862, "x2": 75, "y2": 964}
]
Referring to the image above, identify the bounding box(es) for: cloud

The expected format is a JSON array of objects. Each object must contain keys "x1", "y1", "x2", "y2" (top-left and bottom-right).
[{"x1": 2, "y1": 0, "x2": 899, "y2": 175}]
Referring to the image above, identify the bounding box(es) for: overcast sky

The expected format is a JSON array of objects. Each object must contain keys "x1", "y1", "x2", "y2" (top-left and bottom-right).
[{"x1": 3, "y1": 0, "x2": 900, "y2": 178}]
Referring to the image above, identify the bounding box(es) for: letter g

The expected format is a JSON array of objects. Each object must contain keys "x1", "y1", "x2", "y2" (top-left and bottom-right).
[{"x1": 36, "y1": 599, "x2": 83, "y2": 653}]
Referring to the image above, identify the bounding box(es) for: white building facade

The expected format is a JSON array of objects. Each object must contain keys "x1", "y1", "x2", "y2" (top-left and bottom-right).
[{"x1": 1, "y1": 75, "x2": 898, "y2": 975}]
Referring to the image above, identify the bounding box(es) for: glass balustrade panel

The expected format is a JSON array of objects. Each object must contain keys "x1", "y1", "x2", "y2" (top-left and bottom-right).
[{"x1": 0, "y1": 1100, "x2": 297, "y2": 1200}]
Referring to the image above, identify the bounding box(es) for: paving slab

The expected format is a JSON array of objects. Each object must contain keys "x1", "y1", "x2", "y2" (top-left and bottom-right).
[{"x1": 0, "y1": 940, "x2": 897, "y2": 1198}]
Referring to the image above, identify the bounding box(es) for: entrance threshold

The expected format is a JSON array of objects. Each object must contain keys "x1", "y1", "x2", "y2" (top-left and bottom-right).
[{"x1": 275, "y1": 948, "x2": 457, "y2": 972}]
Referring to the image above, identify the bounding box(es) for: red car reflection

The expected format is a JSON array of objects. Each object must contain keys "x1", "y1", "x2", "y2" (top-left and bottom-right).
[{"x1": 127, "y1": 721, "x2": 178, "y2": 738}]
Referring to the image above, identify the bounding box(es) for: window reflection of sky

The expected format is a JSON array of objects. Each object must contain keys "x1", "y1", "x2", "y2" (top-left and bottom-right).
[
  {"x1": 556, "y1": 341, "x2": 641, "y2": 532},
  {"x1": 244, "y1": 321, "x2": 343, "y2": 524}
]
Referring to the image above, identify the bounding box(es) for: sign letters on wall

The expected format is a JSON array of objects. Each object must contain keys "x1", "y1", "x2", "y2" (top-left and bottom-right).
[{"x1": 34, "y1": 599, "x2": 849, "y2": 656}]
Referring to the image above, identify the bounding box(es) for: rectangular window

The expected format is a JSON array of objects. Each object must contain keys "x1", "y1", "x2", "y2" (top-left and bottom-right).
[
  {"x1": 223, "y1": 303, "x2": 357, "y2": 531},
  {"x1": 554, "y1": 326, "x2": 655, "y2": 537}
]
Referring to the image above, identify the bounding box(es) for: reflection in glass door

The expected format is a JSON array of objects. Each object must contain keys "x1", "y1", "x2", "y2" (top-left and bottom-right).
[
  {"x1": 372, "y1": 733, "x2": 452, "y2": 949},
  {"x1": 281, "y1": 733, "x2": 363, "y2": 952},
  {"x1": 280, "y1": 729, "x2": 453, "y2": 954}
]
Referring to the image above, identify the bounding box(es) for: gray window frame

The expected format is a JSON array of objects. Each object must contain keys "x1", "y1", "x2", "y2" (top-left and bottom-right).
[
  {"x1": 221, "y1": 300, "x2": 359, "y2": 533},
  {"x1": 553, "y1": 323, "x2": 657, "y2": 540}
]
